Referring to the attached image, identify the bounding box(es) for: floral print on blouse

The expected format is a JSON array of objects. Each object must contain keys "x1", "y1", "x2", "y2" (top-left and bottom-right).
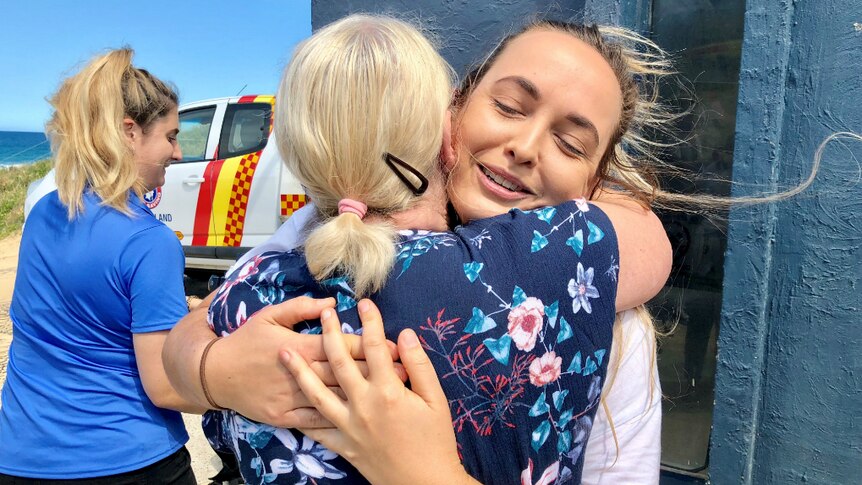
[{"x1": 203, "y1": 199, "x2": 619, "y2": 485}]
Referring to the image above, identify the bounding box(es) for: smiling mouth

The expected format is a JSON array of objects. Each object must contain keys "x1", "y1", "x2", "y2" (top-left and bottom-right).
[
  {"x1": 480, "y1": 165, "x2": 521, "y2": 191},
  {"x1": 477, "y1": 163, "x2": 536, "y2": 197}
]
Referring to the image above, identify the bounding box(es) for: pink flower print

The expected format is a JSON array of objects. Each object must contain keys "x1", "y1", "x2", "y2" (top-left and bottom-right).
[
  {"x1": 507, "y1": 297, "x2": 545, "y2": 351},
  {"x1": 235, "y1": 301, "x2": 247, "y2": 327},
  {"x1": 236, "y1": 255, "x2": 263, "y2": 281},
  {"x1": 529, "y1": 351, "x2": 562, "y2": 386},
  {"x1": 521, "y1": 459, "x2": 559, "y2": 485},
  {"x1": 575, "y1": 197, "x2": 590, "y2": 213}
]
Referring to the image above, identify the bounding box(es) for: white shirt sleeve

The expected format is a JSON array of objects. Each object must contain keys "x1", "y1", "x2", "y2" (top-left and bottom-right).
[
  {"x1": 226, "y1": 203, "x2": 317, "y2": 275},
  {"x1": 581, "y1": 308, "x2": 662, "y2": 485}
]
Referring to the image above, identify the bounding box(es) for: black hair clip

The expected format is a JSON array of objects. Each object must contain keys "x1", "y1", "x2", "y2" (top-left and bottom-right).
[{"x1": 383, "y1": 152, "x2": 429, "y2": 195}]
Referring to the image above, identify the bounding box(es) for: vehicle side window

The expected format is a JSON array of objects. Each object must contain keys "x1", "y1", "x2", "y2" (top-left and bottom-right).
[
  {"x1": 178, "y1": 107, "x2": 216, "y2": 162},
  {"x1": 218, "y1": 103, "x2": 272, "y2": 159}
]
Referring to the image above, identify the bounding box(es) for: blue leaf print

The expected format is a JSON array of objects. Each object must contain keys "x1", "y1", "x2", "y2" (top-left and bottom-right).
[
  {"x1": 587, "y1": 375, "x2": 602, "y2": 403},
  {"x1": 399, "y1": 255, "x2": 414, "y2": 276},
  {"x1": 575, "y1": 415, "x2": 592, "y2": 439},
  {"x1": 336, "y1": 292, "x2": 357, "y2": 312},
  {"x1": 465, "y1": 307, "x2": 496, "y2": 334},
  {"x1": 553, "y1": 389, "x2": 569, "y2": 411},
  {"x1": 531, "y1": 230, "x2": 549, "y2": 253},
  {"x1": 258, "y1": 260, "x2": 281, "y2": 282},
  {"x1": 270, "y1": 458, "x2": 294, "y2": 474},
  {"x1": 256, "y1": 285, "x2": 284, "y2": 305},
  {"x1": 558, "y1": 430, "x2": 573, "y2": 454},
  {"x1": 531, "y1": 420, "x2": 552, "y2": 452},
  {"x1": 569, "y1": 416, "x2": 593, "y2": 459},
  {"x1": 582, "y1": 356, "x2": 598, "y2": 376},
  {"x1": 321, "y1": 276, "x2": 349, "y2": 287},
  {"x1": 587, "y1": 220, "x2": 605, "y2": 244},
  {"x1": 556, "y1": 316, "x2": 573, "y2": 344},
  {"x1": 535, "y1": 206, "x2": 557, "y2": 224},
  {"x1": 264, "y1": 473, "x2": 279, "y2": 483},
  {"x1": 560, "y1": 466, "x2": 574, "y2": 483},
  {"x1": 566, "y1": 230, "x2": 584, "y2": 256},
  {"x1": 483, "y1": 335, "x2": 512, "y2": 364},
  {"x1": 251, "y1": 457, "x2": 263, "y2": 477},
  {"x1": 528, "y1": 391, "x2": 551, "y2": 417},
  {"x1": 594, "y1": 349, "x2": 607, "y2": 366},
  {"x1": 558, "y1": 408, "x2": 574, "y2": 428},
  {"x1": 512, "y1": 285, "x2": 527, "y2": 308},
  {"x1": 567, "y1": 351, "x2": 583, "y2": 374},
  {"x1": 248, "y1": 428, "x2": 274, "y2": 449},
  {"x1": 341, "y1": 322, "x2": 363, "y2": 335},
  {"x1": 410, "y1": 238, "x2": 434, "y2": 255},
  {"x1": 463, "y1": 261, "x2": 484, "y2": 283},
  {"x1": 301, "y1": 326, "x2": 323, "y2": 335},
  {"x1": 545, "y1": 301, "x2": 559, "y2": 328}
]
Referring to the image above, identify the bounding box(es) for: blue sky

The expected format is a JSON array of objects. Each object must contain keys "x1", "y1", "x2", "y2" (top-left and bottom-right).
[{"x1": 0, "y1": 0, "x2": 311, "y2": 132}]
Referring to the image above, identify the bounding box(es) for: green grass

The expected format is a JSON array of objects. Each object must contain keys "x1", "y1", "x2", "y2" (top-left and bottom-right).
[{"x1": 0, "y1": 160, "x2": 53, "y2": 238}]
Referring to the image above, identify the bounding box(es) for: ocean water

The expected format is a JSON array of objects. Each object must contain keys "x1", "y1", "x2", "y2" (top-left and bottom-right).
[{"x1": 0, "y1": 131, "x2": 51, "y2": 166}]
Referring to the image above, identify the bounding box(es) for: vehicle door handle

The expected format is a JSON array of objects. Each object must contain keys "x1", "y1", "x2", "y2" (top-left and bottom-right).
[{"x1": 183, "y1": 176, "x2": 206, "y2": 185}]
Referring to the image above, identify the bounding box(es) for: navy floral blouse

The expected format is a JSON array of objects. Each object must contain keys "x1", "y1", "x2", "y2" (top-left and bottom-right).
[{"x1": 204, "y1": 199, "x2": 619, "y2": 485}]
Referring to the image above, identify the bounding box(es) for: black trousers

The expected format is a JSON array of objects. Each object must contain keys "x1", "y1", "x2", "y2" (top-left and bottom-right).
[{"x1": 0, "y1": 446, "x2": 196, "y2": 485}]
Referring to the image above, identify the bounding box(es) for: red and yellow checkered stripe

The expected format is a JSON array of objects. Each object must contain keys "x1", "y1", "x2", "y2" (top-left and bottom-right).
[
  {"x1": 195, "y1": 150, "x2": 261, "y2": 247},
  {"x1": 221, "y1": 151, "x2": 261, "y2": 246},
  {"x1": 281, "y1": 194, "x2": 307, "y2": 217},
  {"x1": 190, "y1": 96, "x2": 276, "y2": 247}
]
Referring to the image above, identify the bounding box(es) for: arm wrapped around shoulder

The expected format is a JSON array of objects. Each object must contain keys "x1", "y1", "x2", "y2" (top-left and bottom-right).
[{"x1": 591, "y1": 193, "x2": 671, "y2": 311}]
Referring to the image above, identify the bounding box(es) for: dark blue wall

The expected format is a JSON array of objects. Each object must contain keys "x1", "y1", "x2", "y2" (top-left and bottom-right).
[
  {"x1": 312, "y1": 0, "x2": 589, "y2": 74},
  {"x1": 712, "y1": 0, "x2": 862, "y2": 483}
]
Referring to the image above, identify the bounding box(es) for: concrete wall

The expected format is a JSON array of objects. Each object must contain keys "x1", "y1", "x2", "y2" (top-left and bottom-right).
[{"x1": 712, "y1": 0, "x2": 862, "y2": 483}]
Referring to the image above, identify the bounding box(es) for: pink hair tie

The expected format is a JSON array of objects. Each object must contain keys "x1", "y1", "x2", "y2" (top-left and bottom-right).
[{"x1": 338, "y1": 199, "x2": 368, "y2": 219}]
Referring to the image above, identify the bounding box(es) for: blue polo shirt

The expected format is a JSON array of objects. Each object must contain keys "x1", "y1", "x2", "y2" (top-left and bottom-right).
[{"x1": 0, "y1": 190, "x2": 189, "y2": 479}]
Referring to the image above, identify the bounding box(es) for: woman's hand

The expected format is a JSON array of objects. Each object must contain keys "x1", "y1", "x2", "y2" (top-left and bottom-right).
[
  {"x1": 281, "y1": 299, "x2": 479, "y2": 485},
  {"x1": 164, "y1": 294, "x2": 404, "y2": 428}
]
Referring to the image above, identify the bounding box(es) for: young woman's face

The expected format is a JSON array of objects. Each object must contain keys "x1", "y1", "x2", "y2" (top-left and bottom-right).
[
  {"x1": 449, "y1": 29, "x2": 623, "y2": 222},
  {"x1": 129, "y1": 108, "x2": 181, "y2": 192}
]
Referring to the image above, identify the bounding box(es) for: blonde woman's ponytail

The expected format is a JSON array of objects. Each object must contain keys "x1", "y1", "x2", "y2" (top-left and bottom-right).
[
  {"x1": 275, "y1": 15, "x2": 454, "y2": 297},
  {"x1": 304, "y1": 214, "x2": 397, "y2": 297}
]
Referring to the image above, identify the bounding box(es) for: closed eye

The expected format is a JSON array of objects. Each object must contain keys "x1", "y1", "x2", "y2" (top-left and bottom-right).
[
  {"x1": 493, "y1": 99, "x2": 522, "y2": 117},
  {"x1": 556, "y1": 135, "x2": 585, "y2": 158}
]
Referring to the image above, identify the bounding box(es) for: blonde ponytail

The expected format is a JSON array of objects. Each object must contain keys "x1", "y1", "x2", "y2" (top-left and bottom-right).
[
  {"x1": 275, "y1": 15, "x2": 453, "y2": 297},
  {"x1": 47, "y1": 48, "x2": 177, "y2": 219},
  {"x1": 304, "y1": 214, "x2": 398, "y2": 297}
]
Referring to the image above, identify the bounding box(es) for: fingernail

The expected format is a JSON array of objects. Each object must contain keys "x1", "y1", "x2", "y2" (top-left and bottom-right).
[
  {"x1": 358, "y1": 300, "x2": 370, "y2": 313},
  {"x1": 280, "y1": 350, "x2": 291, "y2": 363},
  {"x1": 321, "y1": 309, "x2": 333, "y2": 320},
  {"x1": 401, "y1": 329, "x2": 419, "y2": 348}
]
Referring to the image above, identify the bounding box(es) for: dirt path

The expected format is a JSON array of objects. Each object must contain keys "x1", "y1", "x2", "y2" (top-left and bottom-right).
[
  {"x1": 0, "y1": 235, "x2": 19, "y2": 392},
  {"x1": 0, "y1": 234, "x2": 220, "y2": 483}
]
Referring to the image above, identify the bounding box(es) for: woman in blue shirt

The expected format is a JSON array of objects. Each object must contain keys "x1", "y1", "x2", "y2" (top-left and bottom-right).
[{"x1": 0, "y1": 49, "x2": 204, "y2": 483}]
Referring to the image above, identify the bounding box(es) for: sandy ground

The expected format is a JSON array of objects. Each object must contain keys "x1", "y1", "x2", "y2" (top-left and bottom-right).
[{"x1": 0, "y1": 235, "x2": 221, "y2": 483}]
